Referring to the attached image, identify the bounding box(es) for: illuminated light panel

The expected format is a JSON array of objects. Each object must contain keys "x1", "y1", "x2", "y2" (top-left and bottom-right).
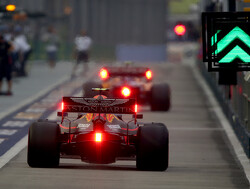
[
  {"x1": 121, "y1": 87, "x2": 131, "y2": 97},
  {"x1": 145, "y1": 70, "x2": 152, "y2": 80},
  {"x1": 216, "y1": 26, "x2": 250, "y2": 54},
  {"x1": 174, "y1": 24, "x2": 186, "y2": 36},
  {"x1": 61, "y1": 102, "x2": 64, "y2": 111},
  {"x1": 219, "y1": 45, "x2": 250, "y2": 63},
  {"x1": 95, "y1": 133, "x2": 102, "y2": 142},
  {"x1": 99, "y1": 68, "x2": 109, "y2": 80}
]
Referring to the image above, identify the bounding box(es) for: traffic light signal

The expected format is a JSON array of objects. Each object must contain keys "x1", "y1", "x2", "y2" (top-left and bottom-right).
[
  {"x1": 0, "y1": 4, "x2": 16, "y2": 12},
  {"x1": 174, "y1": 24, "x2": 186, "y2": 36},
  {"x1": 5, "y1": 4, "x2": 16, "y2": 12}
]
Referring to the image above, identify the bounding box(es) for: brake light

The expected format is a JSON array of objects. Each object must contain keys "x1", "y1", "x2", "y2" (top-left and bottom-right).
[
  {"x1": 95, "y1": 133, "x2": 102, "y2": 142},
  {"x1": 99, "y1": 68, "x2": 109, "y2": 80},
  {"x1": 61, "y1": 102, "x2": 64, "y2": 111},
  {"x1": 121, "y1": 87, "x2": 131, "y2": 97},
  {"x1": 145, "y1": 70, "x2": 152, "y2": 80},
  {"x1": 135, "y1": 104, "x2": 138, "y2": 113}
]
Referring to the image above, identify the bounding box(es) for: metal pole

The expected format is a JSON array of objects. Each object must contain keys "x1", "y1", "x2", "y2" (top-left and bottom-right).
[{"x1": 228, "y1": 0, "x2": 236, "y2": 12}]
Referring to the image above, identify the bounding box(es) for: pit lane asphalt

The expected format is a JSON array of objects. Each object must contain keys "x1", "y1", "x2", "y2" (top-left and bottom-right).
[
  {"x1": 0, "y1": 61, "x2": 249, "y2": 189},
  {"x1": 0, "y1": 61, "x2": 98, "y2": 162}
]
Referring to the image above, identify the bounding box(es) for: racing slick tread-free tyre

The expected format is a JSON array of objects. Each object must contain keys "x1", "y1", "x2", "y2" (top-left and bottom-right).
[
  {"x1": 83, "y1": 81, "x2": 102, "y2": 97},
  {"x1": 150, "y1": 83, "x2": 171, "y2": 111},
  {"x1": 27, "y1": 121, "x2": 60, "y2": 168},
  {"x1": 136, "y1": 123, "x2": 169, "y2": 171}
]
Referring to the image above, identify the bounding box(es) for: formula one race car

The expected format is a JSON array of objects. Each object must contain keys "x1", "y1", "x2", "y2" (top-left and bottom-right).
[
  {"x1": 27, "y1": 88, "x2": 169, "y2": 171},
  {"x1": 83, "y1": 64, "x2": 171, "y2": 111}
]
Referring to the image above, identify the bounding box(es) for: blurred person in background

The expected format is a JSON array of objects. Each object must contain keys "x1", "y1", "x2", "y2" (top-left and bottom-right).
[
  {"x1": 2, "y1": 25, "x2": 19, "y2": 75},
  {"x1": 14, "y1": 26, "x2": 32, "y2": 76},
  {"x1": 3, "y1": 25, "x2": 20, "y2": 76},
  {"x1": 44, "y1": 26, "x2": 60, "y2": 68},
  {"x1": 0, "y1": 35, "x2": 13, "y2": 95},
  {"x1": 71, "y1": 29, "x2": 92, "y2": 77}
]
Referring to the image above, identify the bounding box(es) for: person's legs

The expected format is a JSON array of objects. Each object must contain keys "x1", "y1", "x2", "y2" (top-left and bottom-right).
[
  {"x1": 5, "y1": 62, "x2": 12, "y2": 95},
  {"x1": 82, "y1": 52, "x2": 89, "y2": 74},
  {"x1": 20, "y1": 49, "x2": 31, "y2": 76},
  {"x1": 71, "y1": 62, "x2": 79, "y2": 77},
  {"x1": 83, "y1": 61, "x2": 89, "y2": 74},
  {"x1": 47, "y1": 51, "x2": 57, "y2": 69},
  {"x1": 6, "y1": 79, "x2": 12, "y2": 95},
  {"x1": 71, "y1": 52, "x2": 81, "y2": 77}
]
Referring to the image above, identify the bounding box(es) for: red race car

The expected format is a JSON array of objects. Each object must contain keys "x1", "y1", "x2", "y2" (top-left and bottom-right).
[
  {"x1": 27, "y1": 89, "x2": 169, "y2": 171},
  {"x1": 83, "y1": 65, "x2": 171, "y2": 111}
]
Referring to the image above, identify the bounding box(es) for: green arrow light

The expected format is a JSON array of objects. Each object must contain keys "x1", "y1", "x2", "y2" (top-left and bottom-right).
[
  {"x1": 217, "y1": 26, "x2": 250, "y2": 53},
  {"x1": 219, "y1": 45, "x2": 250, "y2": 63},
  {"x1": 211, "y1": 26, "x2": 250, "y2": 63}
]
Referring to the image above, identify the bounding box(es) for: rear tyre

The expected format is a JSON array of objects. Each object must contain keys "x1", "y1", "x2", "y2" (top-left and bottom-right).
[
  {"x1": 136, "y1": 123, "x2": 169, "y2": 171},
  {"x1": 82, "y1": 81, "x2": 102, "y2": 97},
  {"x1": 150, "y1": 83, "x2": 171, "y2": 111},
  {"x1": 27, "y1": 121, "x2": 60, "y2": 167}
]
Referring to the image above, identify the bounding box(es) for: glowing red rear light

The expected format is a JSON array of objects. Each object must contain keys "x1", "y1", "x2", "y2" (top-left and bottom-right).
[
  {"x1": 174, "y1": 24, "x2": 186, "y2": 36},
  {"x1": 121, "y1": 87, "x2": 131, "y2": 97},
  {"x1": 135, "y1": 104, "x2": 138, "y2": 113},
  {"x1": 145, "y1": 70, "x2": 152, "y2": 80},
  {"x1": 95, "y1": 133, "x2": 102, "y2": 142},
  {"x1": 61, "y1": 102, "x2": 64, "y2": 111},
  {"x1": 99, "y1": 68, "x2": 109, "y2": 80}
]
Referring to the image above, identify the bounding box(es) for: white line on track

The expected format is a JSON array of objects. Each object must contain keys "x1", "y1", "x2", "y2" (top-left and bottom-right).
[
  {"x1": 0, "y1": 84, "x2": 83, "y2": 169},
  {"x1": 0, "y1": 135, "x2": 28, "y2": 169},
  {"x1": 0, "y1": 75, "x2": 70, "y2": 120},
  {"x1": 192, "y1": 64, "x2": 250, "y2": 184},
  {"x1": 0, "y1": 76, "x2": 70, "y2": 169}
]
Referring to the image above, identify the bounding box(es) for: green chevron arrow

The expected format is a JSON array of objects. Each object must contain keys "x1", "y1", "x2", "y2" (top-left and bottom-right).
[
  {"x1": 211, "y1": 26, "x2": 250, "y2": 63},
  {"x1": 219, "y1": 45, "x2": 250, "y2": 63},
  {"x1": 216, "y1": 26, "x2": 250, "y2": 54}
]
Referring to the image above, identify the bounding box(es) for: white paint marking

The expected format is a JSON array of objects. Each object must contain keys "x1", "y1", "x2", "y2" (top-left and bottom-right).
[
  {"x1": 25, "y1": 108, "x2": 46, "y2": 113},
  {"x1": 0, "y1": 74, "x2": 70, "y2": 120},
  {"x1": 0, "y1": 139, "x2": 5, "y2": 144},
  {"x1": 0, "y1": 129, "x2": 17, "y2": 135},
  {"x1": 3, "y1": 121, "x2": 29, "y2": 128},
  {"x1": 0, "y1": 66, "x2": 96, "y2": 169},
  {"x1": 0, "y1": 135, "x2": 28, "y2": 169}
]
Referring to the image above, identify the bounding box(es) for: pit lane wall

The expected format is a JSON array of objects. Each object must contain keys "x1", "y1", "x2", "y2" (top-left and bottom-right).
[{"x1": 197, "y1": 60, "x2": 250, "y2": 158}]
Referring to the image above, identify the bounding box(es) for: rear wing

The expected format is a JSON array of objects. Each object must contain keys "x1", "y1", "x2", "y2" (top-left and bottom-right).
[
  {"x1": 62, "y1": 97, "x2": 137, "y2": 114},
  {"x1": 103, "y1": 66, "x2": 150, "y2": 77}
]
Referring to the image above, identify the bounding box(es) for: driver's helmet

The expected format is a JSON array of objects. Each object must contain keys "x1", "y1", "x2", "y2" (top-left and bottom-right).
[{"x1": 93, "y1": 95, "x2": 107, "y2": 100}]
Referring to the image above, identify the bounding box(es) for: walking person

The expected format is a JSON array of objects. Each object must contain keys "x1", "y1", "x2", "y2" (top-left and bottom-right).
[
  {"x1": 0, "y1": 35, "x2": 13, "y2": 95},
  {"x1": 71, "y1": 29, "x2": 92, "y2": 77},
  {"x1": 14, "y1": 28, "x2": 32, "y2": 76},
  {"x1": 45, "y1": 26, "x2": 59, "y2": 68}
]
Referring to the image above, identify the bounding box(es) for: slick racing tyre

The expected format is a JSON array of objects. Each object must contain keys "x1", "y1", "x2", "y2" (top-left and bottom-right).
[
  {"x1": 150, "y1": 83, "x2": 171, "y2": 111},
  {"x1": 82, "y1": 81, "x2": 102, "y2": 97},
  {"x1": 136, "y1": 123, "x2": 169, "y2": 171},
  {"x1": 27, "y1": 121, "x2": 60, "y2": 167}
]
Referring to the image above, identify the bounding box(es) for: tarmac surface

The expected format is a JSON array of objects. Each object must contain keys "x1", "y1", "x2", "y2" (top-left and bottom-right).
[
  {"x1": 0, "y1": 60, "x2": 249, "y2": 189},
  {"x1": 0, "y1": 61, "x2": 73, "y2": 119}
]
